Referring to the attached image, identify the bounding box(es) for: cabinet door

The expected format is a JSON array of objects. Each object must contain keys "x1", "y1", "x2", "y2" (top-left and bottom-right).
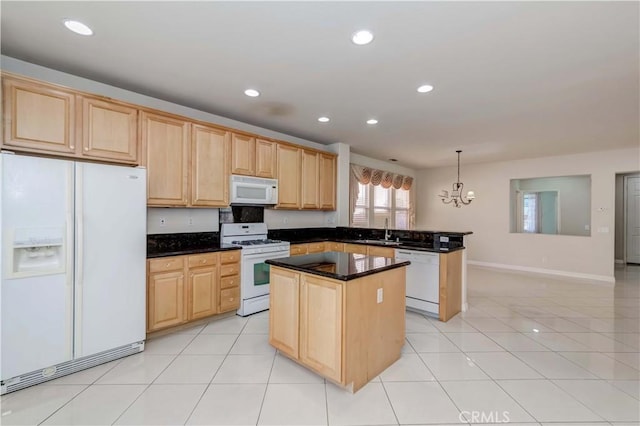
[
  {"x1": 3, "y1": 76, "x2": 76, "y2": 155},
  {"x1": 188, "y1": 265, "x2": 218, "y2": 321},
  {"x1": 142, "y1": 111, "x2": 190, "y2": 206},
  {"x1": 80, "y1": 96, "x2": 138, "y2": 163},
  {"x1": 191, "y1": 124, "x2": 230, "y2": 206},
  {"x1": 301, "y1": 150, "x2": 320, "y2": 209},
  {"x1": 319, "y1": 153, "x2": 336, "y2": 210},
  {"x1": 255, "y1": 139, "x2": 276, "y2": 178},
  {"x1": 269, "y1": 267, "x2": 300, "y2": 358},
  {"x1": 300, "y1": 275, "x2": 342, "y2": 382},
  {"x1": 231, "y1": 133, "x2": 256, "y2": 176},
  {"x1": 276, "y1": 144, "x2": 301, "y2": 208},
  {"x1": 148, "y1": 270, "x2": 185, "y2": 332}
]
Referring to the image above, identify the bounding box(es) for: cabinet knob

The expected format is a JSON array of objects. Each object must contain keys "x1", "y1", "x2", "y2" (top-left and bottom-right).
[
  {"x1": 84, "y1": 147, "x2": 89, "y2": 151},
  {"x1": 166, "y1": 262, "x2": 170, "y2": 267},
  {"x1": 201, "y1": 259, "x2": 206, "y2": 263},
  {"x1": 70, "y1": 145, "x2": 75, "y2": 149}
]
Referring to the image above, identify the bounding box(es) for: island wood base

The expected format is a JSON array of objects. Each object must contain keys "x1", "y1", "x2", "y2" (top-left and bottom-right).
[{"x1": 269, "y1": 265, "x2": 406, "y2": 392}]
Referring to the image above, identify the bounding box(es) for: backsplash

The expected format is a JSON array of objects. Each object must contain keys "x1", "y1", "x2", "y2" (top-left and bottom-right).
[
  {"x1": 147, "y1": 208, "x2": 219, "y2": 234},
  {"x1": 147, "y1": 232, "x2": 220, "y2": 257}
]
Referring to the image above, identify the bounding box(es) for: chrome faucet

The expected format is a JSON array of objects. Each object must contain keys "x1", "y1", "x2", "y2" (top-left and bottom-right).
[{"x1": 384, "y1": 218, "x2": 391, "y2": 241}]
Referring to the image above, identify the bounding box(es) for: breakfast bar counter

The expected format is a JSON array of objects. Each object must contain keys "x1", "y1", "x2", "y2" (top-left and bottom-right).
[{"x1": 266, "y1": 252, "x2": 409, "y2": 392}]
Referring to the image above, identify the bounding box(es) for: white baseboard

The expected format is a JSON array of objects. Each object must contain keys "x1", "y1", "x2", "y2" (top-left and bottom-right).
[
  {"x1": 467, "y1": 260, "x2": 615, "y2": 286},
  {"x1": 615, "y1": 259, "x2": 625, "y2": 264}
]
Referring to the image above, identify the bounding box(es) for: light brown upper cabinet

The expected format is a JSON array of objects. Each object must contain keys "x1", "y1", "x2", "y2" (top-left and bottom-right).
[
  {"x1": 2, "y1": 75, "x2": 139, "y2": 165},
  {"x1": 3, "y1": 76, "x2": 76, "y2": 155},
  {"x1": 231, "y1": 133, "x2": 256, "y2": 176},
  {"x1": 232, "y1": 135, "x2": 276, "y2": 179},
  {"x1": 142, "y1": 111, "x2": 190, "y2": 206},
  {"x1": 276, "y1": 143, "x2": 337, "y2": 211},
  {"x1": 255, "y1": 138, "x2": 277, "y2": 178},
  {"x1": 319, "y1": 153, "x2": 336, "y2": 210},
  {"x1": 301, "y1": 150, "x2": 320, "y2": 209},
  {"x1": 79, "y1": 95, "x2": 138, "y2": 163},
  {"x1": 191, "y1": 124, "x2": 230, "y2": 207},
  {"x1": 276, "y1": 144, "x2": 302, "y2": 208}
]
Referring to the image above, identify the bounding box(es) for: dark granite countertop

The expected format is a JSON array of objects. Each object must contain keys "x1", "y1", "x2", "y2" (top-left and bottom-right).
[
  {"x1": 289, "y1": 238, "x2": 465, "y2": 254},
  {"x1": 266, "y1": 251, "x2": 410, "y2": 281},
  {"x1": 147, "y1": 232, "x2": 241, "y2": 258}
]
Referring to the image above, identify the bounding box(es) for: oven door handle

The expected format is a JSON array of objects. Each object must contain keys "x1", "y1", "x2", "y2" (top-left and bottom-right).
[{"x1": 242, "y1": 252, "x2": 290, "y2": 261}]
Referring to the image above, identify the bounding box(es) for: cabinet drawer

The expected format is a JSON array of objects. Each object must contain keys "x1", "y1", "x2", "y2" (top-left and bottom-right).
[
  {"x1": 187, "y1": 253, "x2": 218, "y2": 268},
  {"x1": 290, "y1": 244, "x2": 307, "y2": 256},
  {"x1": 220, "y1": 262, "x2": 240, "y2": 277},
  {"x1": 307, "y1": 242, "x2": 325, "y2": 253},
  {"x1": 220, "y1": 274, "x2": 240, "y2": 289},
  {"x1": 367, "y1": 246, "x2": 395, "y2": 258},
  {"x1": 220, "y1": 250, "x2": 240, "y2": 264},
  {"x1": 324, "y1": 241, "x2": 344, "y2": 252},
  {"x1": 149, "y1": 257, "x2": 184, "y2": 273},
  {"x1": 220, "y1": 287, "x2": 240, "y2": 312}
]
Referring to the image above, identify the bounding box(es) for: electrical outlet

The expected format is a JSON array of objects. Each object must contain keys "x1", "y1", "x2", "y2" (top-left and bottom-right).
[
  {"x1": 376, "y1": 288, "x2": 383, "y2": 304},
  {"x1": 159, "y1": 217, "x2": 166, "y2": 227},
  {"x1": 188, "y1": 217, "x2": 194, "y2": 226}
]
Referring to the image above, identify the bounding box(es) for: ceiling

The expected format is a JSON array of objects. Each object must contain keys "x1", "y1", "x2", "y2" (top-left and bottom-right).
[{"x1": 1, "y1": 1, "x2": 638, "y2": 169}]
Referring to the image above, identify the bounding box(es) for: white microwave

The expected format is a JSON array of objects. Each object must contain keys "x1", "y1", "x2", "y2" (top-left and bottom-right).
[{"x1": 230, "y1": 175, "x2": 278, "y2": 205}]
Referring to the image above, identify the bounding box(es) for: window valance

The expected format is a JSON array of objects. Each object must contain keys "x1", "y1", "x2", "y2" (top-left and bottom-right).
[{"x1": 350, "y1": 164, "x2": 413, "y2": 190}]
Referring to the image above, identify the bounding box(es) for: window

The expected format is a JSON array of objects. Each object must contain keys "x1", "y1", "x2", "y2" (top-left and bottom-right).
[
  {"x1": 522, "y1": 192, "x2": 539, "y2": 233},
  {"x1": 352, "y1": 182, "x2": 412, "y2": 229},
  {"x1": 516, "y1": 190, "x2": 559, "y2": 234}
]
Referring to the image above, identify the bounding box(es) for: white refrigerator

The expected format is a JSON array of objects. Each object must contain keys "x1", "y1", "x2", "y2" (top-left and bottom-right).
[{"x1": 0, "y1": 153, "x2": 146, "y2": 394}]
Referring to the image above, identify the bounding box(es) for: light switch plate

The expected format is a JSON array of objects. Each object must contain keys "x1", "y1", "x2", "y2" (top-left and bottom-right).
[{"x1": 376, "y1": 288, "x2": 383, "y2": 303}]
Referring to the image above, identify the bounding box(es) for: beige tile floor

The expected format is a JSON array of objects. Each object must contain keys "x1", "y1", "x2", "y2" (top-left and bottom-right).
[{"x1": 1, "y1": 265, "x2": 638, "y2": 425}]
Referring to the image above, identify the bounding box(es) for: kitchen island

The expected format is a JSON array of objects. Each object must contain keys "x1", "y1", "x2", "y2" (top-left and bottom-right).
[{"x1": 266, "y1": 252, "x2": 409, "y2": 392}]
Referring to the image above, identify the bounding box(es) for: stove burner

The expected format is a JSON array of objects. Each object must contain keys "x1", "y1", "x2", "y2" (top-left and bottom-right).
[{"x1": 231, "y1": 239, "x2": 283, "y2": 246}]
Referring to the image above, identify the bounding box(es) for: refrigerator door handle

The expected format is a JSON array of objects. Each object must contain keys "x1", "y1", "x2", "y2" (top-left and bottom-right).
[{"x1": 74, "y1": 163, "x2": 84, "y2": 358}]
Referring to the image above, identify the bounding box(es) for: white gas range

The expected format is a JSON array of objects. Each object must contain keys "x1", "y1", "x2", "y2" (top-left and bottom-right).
[{"x1": 220, "y1": 223, "x2": 290, "y2": 316}]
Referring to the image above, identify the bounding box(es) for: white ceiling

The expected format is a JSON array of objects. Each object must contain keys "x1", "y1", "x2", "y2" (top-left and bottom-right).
[{"x1": 1, "y1": 1, "x2": 638, "y2": 169}]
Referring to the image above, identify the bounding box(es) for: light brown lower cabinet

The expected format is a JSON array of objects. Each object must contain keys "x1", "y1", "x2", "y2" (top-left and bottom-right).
[
  {"x1": 147, "y1": 250, "x2": 241, "y2": 333},
  {"x1": 269, "y1": 265, "x2": 406, "y2": 392}
]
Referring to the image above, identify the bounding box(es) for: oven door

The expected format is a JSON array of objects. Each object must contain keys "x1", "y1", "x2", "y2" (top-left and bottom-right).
[{"x1": 241, "y1": 250, "x2": 290, "y2": 300}]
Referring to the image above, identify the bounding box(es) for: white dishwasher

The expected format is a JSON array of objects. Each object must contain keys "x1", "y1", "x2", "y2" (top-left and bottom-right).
[{"x1": 395, "y1": 249, "x2": 440, "y2": 316}]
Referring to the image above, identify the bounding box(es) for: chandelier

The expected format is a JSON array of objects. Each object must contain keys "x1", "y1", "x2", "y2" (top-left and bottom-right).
[{"x1": 439, "y1": 150, "x2": 475, "y2": 207}]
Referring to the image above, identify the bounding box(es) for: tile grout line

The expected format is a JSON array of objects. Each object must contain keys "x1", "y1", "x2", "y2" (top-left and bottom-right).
[
  {"x1": 110, "y1": 328, "x2": 202, "y2": 425},
  {"x1": 255, "y1": 348, "x2": 278, "y2": 426},
  {"x1": 184, "y1": 316, "x2": 250, "y2": 425}
]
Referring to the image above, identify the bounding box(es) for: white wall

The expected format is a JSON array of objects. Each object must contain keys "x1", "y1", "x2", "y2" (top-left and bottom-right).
[{"x1": 416, "y1": 147, "x2": 640, "y2": 283}]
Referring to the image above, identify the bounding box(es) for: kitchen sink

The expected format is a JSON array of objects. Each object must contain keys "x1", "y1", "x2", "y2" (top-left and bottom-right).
[{"x1": 354, "y1": 239, "x2": 401, "y2": 246}]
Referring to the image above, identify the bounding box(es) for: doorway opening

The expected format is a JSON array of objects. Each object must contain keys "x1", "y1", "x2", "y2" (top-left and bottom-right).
[{"x1": 615, "y1": 172, "x2": 640, "y2": 265}]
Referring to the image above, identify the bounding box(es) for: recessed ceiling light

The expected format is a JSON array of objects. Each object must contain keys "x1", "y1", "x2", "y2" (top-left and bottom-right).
[
  {"x1": 63, "y1": 19, "x2": 93, "y2": 36},
  {"x1": 244, "y1": 89, "x2": 260, "y2": 97},
  {"x1": 352, "y1": 30, "x2": 374, "y2": 45},
  {"x1": 317, "y1": 117, "x2": 330, "y2": 123},
  {"x1": 417, "y1": 84, "x2": 434, "y2": 93},
  {"x1": 366, "y1": 119, "x2": 378, "y2": 125}
]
